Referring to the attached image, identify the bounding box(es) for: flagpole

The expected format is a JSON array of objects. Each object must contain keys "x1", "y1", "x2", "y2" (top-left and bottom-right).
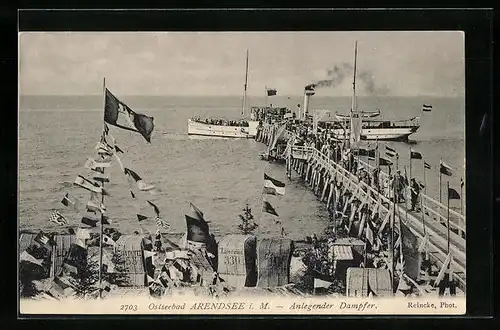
[
  {"x1": 390, "y1": 180, "x2": 395, "y2": 293},
  {"x1": 460, "y1": 178, "x2": 463, "y2": 215},
  {"x1": 98, "y1": 77, "x2": 106, "y2": 299},
  {"x1": 421, "y1": 158, "x2": 427, "y2": 236},
  {"x1": 447, "y1": 181, "x2": 450, "y2": 255},
  {"x1": 264, "y1": 86, "x2": 268, "y2": 108},
  {"x1": 439, "y1": 159, "x2": 442, "y2": 204}
]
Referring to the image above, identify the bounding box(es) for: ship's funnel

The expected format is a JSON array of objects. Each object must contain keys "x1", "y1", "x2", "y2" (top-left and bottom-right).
[{"x1": 303, "y1": 86, "x2": 315, "y2": 120}]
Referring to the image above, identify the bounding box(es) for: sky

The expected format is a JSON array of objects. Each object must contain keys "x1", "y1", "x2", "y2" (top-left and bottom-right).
[{"x1": 19, "y1": 31, "x2": 465, "y2": 97}]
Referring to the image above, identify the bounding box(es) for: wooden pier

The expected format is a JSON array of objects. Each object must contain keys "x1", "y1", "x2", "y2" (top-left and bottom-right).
[{"x1": 284, "y1": 144, "x2": 466, "y2": 290}]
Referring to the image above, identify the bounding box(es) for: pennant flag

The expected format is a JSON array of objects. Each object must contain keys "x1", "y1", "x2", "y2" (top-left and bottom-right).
[
  {"x1": 124, "y1": 168, "x2": 155, "y2": 191},
  {"x1": 137, "y1": 214, "x2": 148, "y2": 222},
  {"x1": 385, "y1": 146, "x2": 397, "y2": 158},
  {"x1": 460, "y1": 177, "x2": 464, "y2": 188},
  {"x1": 448, "y1": 187, "x2": 461, "y2": 200},
  {"x1": 188, "y1": 202, "x2": 209, "y2": 225},
  {"x1": 101, "y1": 215, "x2": 111, "y2": 225},
  {"x1": 266, "y1": 88, "x2": 277, "y2": 96},
  {"x1": 313, "y1": 277, "x2": 333, "y2": 289},
  {"x1": 85, "y1": 157, "x2": 111, "y2": 170},
  {"x1": 104, "y1": 88, "x2": 155, "y2": 143},
  {"x1": 147, "y1": 200, "x2": 160, "y2": 216},
  {"x1": 81, "y1": 216, "x2": 99, "y2": 227},
  {"x1": 61, "y1": 193, "x2": 81, "y2": 211},
  {"x1": 34, "y1": 232, "x2": 51, "y2": 247},
  {"x1": 113, "y1": 152, "x2": 126, "y2": 174},
  {"x1": 410, "y1": 149, "x2": 423, "y2": 160},
  {"x1": 424, "y1": 162, "x2": 431, "y2": 169},
  {"x1": 20, "y1": 251, "x2": 44, "y2": 266},
  {"x1": 48, "y1": 210, "x2": 67, "y2": 226},
  {"x1": 262, "y1": 201, "x2": 279, "y2": 217},
  {"x1": 263, "y1": 173, "x2": 286, "y2": 196},
  {"x1": 422, "y1": 104, "x2": 433, "y2": 112},
  {"x1": 74, "y1": 175, "x2": 103, "y2": 194},
  {"x1": 130, "y1": 190, "x2": 136, "y2": 199},
  {"x1": 102, "y1": 235, "x2": 116, "y2": 247},
  {"x1": 439, "y1": 161, "x2": 453, "y2": 176},
  {"x1": 114, "y1": 145, "x2": 124, "y2": 154}
]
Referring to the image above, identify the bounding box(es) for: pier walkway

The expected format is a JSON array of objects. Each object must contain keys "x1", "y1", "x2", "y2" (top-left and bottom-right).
[{"x1": 286, "y1": 145, "x2": 466, "y2": 291}]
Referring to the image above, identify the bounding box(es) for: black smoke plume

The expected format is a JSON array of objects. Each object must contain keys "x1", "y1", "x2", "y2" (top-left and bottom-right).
[{"x1": 305, "y1": 63, "x2": 389, "y2": 95}]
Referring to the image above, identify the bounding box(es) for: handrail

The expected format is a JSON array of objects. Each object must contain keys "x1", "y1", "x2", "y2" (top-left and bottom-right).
[{"x1": 291, "y1": 145, "x2": 465, "y2": 233}]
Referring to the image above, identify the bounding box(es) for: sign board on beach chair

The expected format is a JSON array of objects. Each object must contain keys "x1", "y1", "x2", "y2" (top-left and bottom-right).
[{"x1": 217, "y1": 234, "x2": 257, "y2": 288}]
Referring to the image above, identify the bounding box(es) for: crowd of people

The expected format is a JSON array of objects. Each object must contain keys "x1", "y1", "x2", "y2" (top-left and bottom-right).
[
  {"x1": 191, "y1": 117, "x2": 250, "y2": 127},
  {"x1": 287, "y1": 123, "x2": 422, "y2": 211}
]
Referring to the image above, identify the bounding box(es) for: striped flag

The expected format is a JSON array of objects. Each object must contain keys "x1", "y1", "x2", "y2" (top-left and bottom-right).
[
  {"x1": 263, "y1": 173, "x2": 286, "y2": 196},
  {"x1": 386, "y1": 146, "x2": 397, "y2": 158},
  {"x1": 20, "y1": 251, "x2": 44, "y2": 266},
  {"x1": 155, "y1": 215, "x2": 170, "y2": 230},
  {"x1": 266, "y1": 88, "x2": 277, "y2": 96},
  {"x1": 74, "y1": 175, "x2": 104, "y2": 194},
  {"x1": 424, "y1": 162, "x2": 431, "y2": 169},
  {"x1": 48, "y1": 210, "x2": 67, "y2": 226},
  {"x1": 461, "y1": 177, "x2": 464, "y2": 188},
  {"x1": 439, "y1": 161, "x2": 453, "y2": 176},
  {"x1": 422, "y1": 104, "x2": 433, "y2": 112},
  {"x1": 102, "y1": 235, "x2": 116, "y2": 247},
  {"x1": 85, "y1": 157, "x2": 111, "y2": 170}
]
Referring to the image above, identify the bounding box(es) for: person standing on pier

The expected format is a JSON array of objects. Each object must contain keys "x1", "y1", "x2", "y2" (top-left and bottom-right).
[
  {"x1": 372, "y1": 168, "x2": 380, "y2": 192},
  {"x1": 395, "y1": 170, "x2": 405, "y2": 202},
  {"x1": 410, "y1": 178, "x2": 421, "y2": 212}
]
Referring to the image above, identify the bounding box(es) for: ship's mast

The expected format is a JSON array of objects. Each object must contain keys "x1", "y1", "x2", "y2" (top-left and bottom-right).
[{"x1": 241, "y1": 49, "x2": 249, "y2": 117}]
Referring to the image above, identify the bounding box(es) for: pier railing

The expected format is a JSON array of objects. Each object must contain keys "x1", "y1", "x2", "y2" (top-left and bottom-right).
[
  {"x1": 291, "y1": 145, "x2": 466, "y2": 235},
  {"x1": 290, "y1": 146, "x2": 466, "y2": 289}
]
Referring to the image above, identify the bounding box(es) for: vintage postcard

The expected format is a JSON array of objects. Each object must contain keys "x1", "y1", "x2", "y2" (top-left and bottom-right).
[{"x1": 18, "y1": 31, "x2": 466, "y2": 315}]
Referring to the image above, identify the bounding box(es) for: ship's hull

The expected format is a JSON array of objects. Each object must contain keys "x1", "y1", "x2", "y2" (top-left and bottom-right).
[
  {"x1": 187, "y1": 119, "x2": 260, "y2": 138},
  {"x1": 331, "y1": 126, "x2": 419, "y2": 141}
]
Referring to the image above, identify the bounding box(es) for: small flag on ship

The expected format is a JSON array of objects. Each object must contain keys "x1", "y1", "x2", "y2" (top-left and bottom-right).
[
  {"x1": 385, "y1": 146, "x2": 397, "y2": 158},
  {"x1": 263, "y1": 173, "x2": 286, "y2": 196},
  {"x1": 124, "y1": 168, "x2": 155, "y2": 191},
  {"x1": 440, "y1": 161, "x2": 453, "y2": 176},
  {"x1": 266, "y1": 88, "x2": 277, "y2": 96},
  {"x1": 114, "y1": 145, "x2": 125, "y2": 153},
  {"x1": 147, "y1": 200, "x2": 170, "y2": 230},
  {"x1": 93, "y1": 172, "x2": 110, "y2": 183},
  {"x1": 379, "y1": 157, "x2": 393, "y2": 166},
  {"x1": 137, "y1": 214, "x2": 148, "y2": 222},
  {"x1": 448, "y1": 187, "x2": 461, "y2": 200},
  {"x1": 424, "y1": 161, "x2": 431, "y2": 169},
  {"x1": 34, "y1": 231, "x2": 51, "y2": 247},
  {"x1": 74, "y1": 175, "x2": 106, "y2": 194},
  {"x1": 262, "y1": 201, "x2": 279, "y2": 216},
  {"x1": 422, "y1": 104, "x2": 433, "y2": 112},
  {"x1": 102, "y1": 235, "x2": 116, "y2": 247},
  {"x1": 61, "y1": 193, "x2": 81, "y2": 211},
  {"x1": 461, "y1": 177, "x2": 464, "y2": 188},
  {"x1": 86, "y1": 199, "x2": 106, "y2": 214},
  {"x1": 48, "y1": 210, "x2": 67, "y2": 226},
  {"x1": 85, "y1": 157, "x2": 111, "y2": 170},
  {"x1": 410, "y1": 149, "x2": 423, "y2": 160},
  {"x1": 104, "y1": 88, "x2": 155, "y2": 143}
]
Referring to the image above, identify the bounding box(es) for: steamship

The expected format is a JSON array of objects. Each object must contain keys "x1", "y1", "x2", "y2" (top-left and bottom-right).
[
  {"x1": 303, "y1": 43, "x2": 420, "y2": 142},
  {"x1": 187, "y1": 50, "x2": 260, "y2": 139}
]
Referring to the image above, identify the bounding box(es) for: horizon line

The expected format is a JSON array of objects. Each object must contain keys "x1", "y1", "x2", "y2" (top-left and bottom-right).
[{"x1": 19, "y1": 93, "x2": 463, "y2": 98}]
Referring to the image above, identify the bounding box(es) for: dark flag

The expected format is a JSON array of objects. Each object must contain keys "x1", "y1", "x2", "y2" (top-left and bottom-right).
[
  {"x1": 460, "y1": 177, "x2": 464, "y2": 188},
  {"x1": 34, "y1": 231, "x2": 52, "y2": 247},
  {"x1": 368, "y1": 156, "x2": 376, "y2": 161},
  {"x1": 266, "y1": 88, "x2": 277, "y2": 96},
  {"x1": 81, "y1": 216, "x2": 99, "y2": 227},
  {"x1": 424, "y1": 162, "x2": 431, "y2": 169},
  {"x1": 137, "y1": 214, "x2": 148, "y2": 222},
  {"x1": 104, "y1": 88, "x2": 155, "y2": 143},
  {"x1": 448, "y1": 187, "x2": 461, "y2": 200},
  {"x1": 379, "y1": 157, "x2": 393, "y2": 166},
  {"x1": 262, "y1": 201, "x2": 279, "y2": 217},
  {"x1": 188, "y1": 202, "x2": 210, "y2": 225},
  {"x1": 130, "y1": 190, "x2": 136, "y2": 198},
  {"x1": 114, "y1": 145, "x2": 125, "y2": 153},
  {"x1": 410, "y1": 149, "x2": 423, "y2": 160},
  {"x1": 61, "y1": 193, "x2": 81, "y2": 211},
  {"x1": 147, "y1": 200, "x2": 160, "y2": 216},
  {"x1": 185, "y1": 214, "x2": 210, "y2": 242},
  {"x1": 422, "y1": 104, "x2": 433, "y2": 112},
  {"x1": 440, "y1": 161, "x2": 453, "y2": 176}
]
